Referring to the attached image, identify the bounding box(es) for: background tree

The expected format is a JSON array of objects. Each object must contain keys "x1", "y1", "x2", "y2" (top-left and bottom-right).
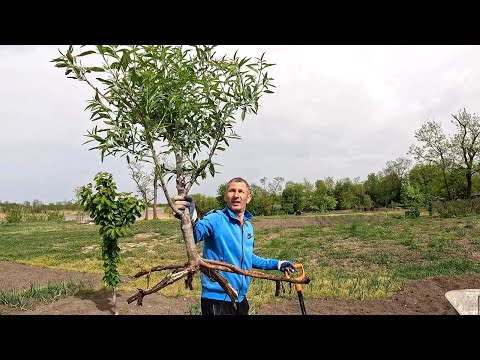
[
  {"x1": 402, "y1": 182, "x2": 424, "y2": 219},
  {"x1": 216, "y1": 182, "x2": 227, "y2": 208},
  {"x1": 450, "y1": 108, "x2": 480, "y2": 199},
  {"x1": 302, "y1": 178, "x2": 316, "y2": 212},
  {"x1": 281, "y1": 182, "x2": 305, "y2": 215},
  {"x1": 128, "y1": 161, "x2": 153, "y2": 220},
  {"x1": 267, "y1": 176, "x2": 285, "y2": 215},
  {"x1": 251, "y1": 183, "x2": 275, "y2": 216},
  {"x1": 408, "y1": 120, "x2": 455, "y2": 200},
  {"x1": 190, "y1": 193, "x2": 219, "y2": 218},
  {"x1": 334, "y1": 177, "x2": 361, "y2": 210},
  {"x1": 383, "y1": 157, "x2": 412, "y2": 201},
  {"x1": 312, "y1": 177, "x2": 336, "y2": 212},
  {"x1": 52, "y1": 45, "x2": 309, "y2": 308}
]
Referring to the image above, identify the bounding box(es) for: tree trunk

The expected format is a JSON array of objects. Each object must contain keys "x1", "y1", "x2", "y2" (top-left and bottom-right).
[
  {"x1": 180, "y1": 212, "x2": 200, "y2": 264},
  {"x1": 144, "y1": 199, "x2": 149, "y2": 220},
  {"x1": 466, "y1": 170, "x2": 473, "y2": 199},
  {"x1": 153, "y1": 171, "x2": 158, "y2": 220},
  {"x1": 441, "y1": 165, "x2": 452, "y2": 201}
]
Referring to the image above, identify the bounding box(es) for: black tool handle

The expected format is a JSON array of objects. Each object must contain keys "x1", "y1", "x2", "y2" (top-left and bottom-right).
[{"x1": 297, "y1": 290, "x2": 307, "y2": 315}]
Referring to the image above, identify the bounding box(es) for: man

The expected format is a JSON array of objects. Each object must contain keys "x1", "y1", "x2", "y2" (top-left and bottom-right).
[{"x1": 174, "y1": 177, "x2": 295, "y2": 315}]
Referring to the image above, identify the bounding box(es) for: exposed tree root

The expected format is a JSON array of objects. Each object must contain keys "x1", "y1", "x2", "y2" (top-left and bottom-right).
[{"x1": 127, "y1": 258, "x2": 311, "y2": 309}]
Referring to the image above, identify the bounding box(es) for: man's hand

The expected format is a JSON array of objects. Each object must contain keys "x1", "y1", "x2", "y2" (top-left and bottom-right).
[
  {"x1": 173, "y1": 195, "x2": 198, "y2": 223},
  {"x1": 278, "y1": 260, "x2": 296, "y2": 274}
]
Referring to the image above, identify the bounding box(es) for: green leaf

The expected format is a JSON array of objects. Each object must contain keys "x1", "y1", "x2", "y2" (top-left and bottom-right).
[
  {"x1": 209, "y1": 163, "x2": 215, "y2": 177},
  {"x1": 78, "y1": 50, "x2": 96, "y2": 57},
  {"x1": 88, "y1": 67, "x2": 105, "y2": 73}
]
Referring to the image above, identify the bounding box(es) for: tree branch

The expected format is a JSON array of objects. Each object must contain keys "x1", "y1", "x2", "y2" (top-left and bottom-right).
[{"x1": 128, "y1": 258, "x2": 311, "y2": 307}]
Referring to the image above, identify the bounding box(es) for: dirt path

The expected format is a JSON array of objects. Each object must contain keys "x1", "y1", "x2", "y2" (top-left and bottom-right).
[{"x1": 1, "y1": 260, "x2": 478, "y2": 315}]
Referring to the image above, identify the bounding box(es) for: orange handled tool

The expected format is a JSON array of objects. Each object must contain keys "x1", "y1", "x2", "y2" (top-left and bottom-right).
[{"x1": 285, "y1": 263, "x2": 307, "y2": 315}]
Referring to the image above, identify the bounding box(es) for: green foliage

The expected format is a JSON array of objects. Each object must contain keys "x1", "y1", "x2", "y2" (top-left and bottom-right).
[
  {"x1": 51, "y1": 45, "x2": 275, "y2": 199},
  {"x1": 5, "y1": 208, "x2": 22, "y2": 223},
  {"x1": 311, "y1": 178, "x2": 338, "y2": 212},
  {"x1": 0, "y1": 200, "x2": 82, "y2": 214},
  {"x1": 77, "y1": 172, "x2": 144, "y2": 289},
  {"x1": 334, "y1": 178, "x2": 364, "y2": 210},
  {"x1": 402, "y1": 182, "x2": 424, "y2": 219},
  {"x1": 281, "y1": 182, "x2": 305, "y2": 214},
  {"x1": 433, "y1": 198, "x2": 480, "y2": 218},
  {"x1": 248, "y1": 183, "x2": 274, "y2": 216},
  {"x1": 216, "y1": 183, "x2": 227, "y2": 209},
  {"x1": 46, "y1": 210, "x2": 65, "y2": 221},
  {"x1": 364, "y1": 172, "x2": 401, "y2": 208},
  {"x1": 190, "y1": 193, "x2": 219, "y2": 217},
  {"x1": 362, "y1": 194, "x2": 373, "y2": 210},
  {"x1": 3, "y1": 206, "x2": 66, "y2": 223}
]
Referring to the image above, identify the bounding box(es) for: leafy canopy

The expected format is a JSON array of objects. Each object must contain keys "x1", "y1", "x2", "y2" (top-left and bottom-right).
[{"x1": 52, "y1": 45, "x2": 275, "y2": 193}]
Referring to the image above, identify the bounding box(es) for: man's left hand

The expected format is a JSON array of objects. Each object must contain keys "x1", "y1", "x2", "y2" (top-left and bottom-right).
[{"x1": 278, "y1": 260, "x2": 295, "y2": 274}]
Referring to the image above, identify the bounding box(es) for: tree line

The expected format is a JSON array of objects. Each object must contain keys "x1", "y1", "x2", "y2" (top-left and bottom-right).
[
  {"x1": 2, "y1": 108, "x2": 480, "y2": 219},
  {"x1": 189, "y1": 108, "x2": 480, "y2": 218}
]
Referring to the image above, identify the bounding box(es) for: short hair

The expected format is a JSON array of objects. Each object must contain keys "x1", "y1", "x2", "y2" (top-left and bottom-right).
[{"x1": 226, "y1": 177, "x2": 251, "y2": 193}]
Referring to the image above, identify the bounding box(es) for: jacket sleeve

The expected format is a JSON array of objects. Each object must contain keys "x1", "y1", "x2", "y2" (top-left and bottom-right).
[
  {"x1": 252, "y1": 253, "x2": 279, "y2": 270},
  {"x1": 192, "y1": 213, "x2": 217, "y2": 244}
]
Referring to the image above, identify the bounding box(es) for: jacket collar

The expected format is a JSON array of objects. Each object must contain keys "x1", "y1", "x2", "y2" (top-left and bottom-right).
[{"x1": 223, "y1": 206, "x2": 254, "y2": 222}]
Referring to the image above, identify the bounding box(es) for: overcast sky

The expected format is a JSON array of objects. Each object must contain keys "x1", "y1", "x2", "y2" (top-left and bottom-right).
[{"x1": 1, "y1": 45, "x2": 479, "y2": 204}]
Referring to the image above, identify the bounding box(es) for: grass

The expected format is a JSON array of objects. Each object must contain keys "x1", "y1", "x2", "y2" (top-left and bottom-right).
[
  {"x1": 0, "y1": 279, "x2": 87, "y2": 310},
  {"x1": 1, "y1": 212, "x2": 480, "y2": 311}
]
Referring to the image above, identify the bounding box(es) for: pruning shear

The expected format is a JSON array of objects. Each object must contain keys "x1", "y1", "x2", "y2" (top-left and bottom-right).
[{"x1": 285, "y1": 263, "x2": 307, "y2": 315}]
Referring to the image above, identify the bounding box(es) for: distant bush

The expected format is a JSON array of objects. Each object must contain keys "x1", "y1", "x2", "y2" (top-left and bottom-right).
[
  {"x1": 46, "y1": 211, "x2": 65, "y2": 221},
  {"x1": 402, "y1": 183, "x2": 424, "y2": 219},
  {"x1": 433, "y1": 198, "x2": 480, "y2": 218},
  {"x1": 4, "y1": 208, "x2": 66, "y2": 223},
  {"x1": 405, "y1": 209, "x2": 420, "y2": 219},
  {"x1": 5, "y1": 208, "x2": 22, "y2": 223},
  {"x1": 24, "y1": 213, "x2": 46, "y2": 222}
]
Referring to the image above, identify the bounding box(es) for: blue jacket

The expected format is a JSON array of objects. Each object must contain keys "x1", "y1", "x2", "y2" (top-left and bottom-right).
[{"x1": 193, "y1": 207, "x2": 279, "y2": 302}]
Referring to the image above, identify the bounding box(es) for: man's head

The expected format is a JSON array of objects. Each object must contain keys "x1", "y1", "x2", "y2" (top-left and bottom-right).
[{"x1": 224, "y1": 177, "x2": 252, "y2": 215}]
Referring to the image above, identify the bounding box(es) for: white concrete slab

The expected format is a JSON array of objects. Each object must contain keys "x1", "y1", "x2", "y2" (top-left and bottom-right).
[{"x1": 445, "y1": 289, "x2": 480, "y2": 315}]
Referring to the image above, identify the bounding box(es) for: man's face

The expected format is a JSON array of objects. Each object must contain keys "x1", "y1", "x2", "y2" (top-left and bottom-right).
[{"x1": 224, "y1": 181, "x2": 251, "y2": 214}]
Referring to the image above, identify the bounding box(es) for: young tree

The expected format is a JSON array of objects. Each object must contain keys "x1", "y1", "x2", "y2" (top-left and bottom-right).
[
  {"x1": 77, "y1": 172, "x2": 144, "y2": 314},
  {"x1": 52, "y1": 45, "x2": 309, "y2": 308}
]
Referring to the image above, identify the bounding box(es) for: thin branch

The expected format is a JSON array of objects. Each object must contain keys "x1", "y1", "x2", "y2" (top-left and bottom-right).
[
  {"x1": 127, "y1": 267, "x2": 195, "y2": 305},
  {"x1": 133, "y1": 263, "x2": 188, "y2": 278},
  {"x1": 185, "y1": 115, "x2": 226, "y2": 193}
]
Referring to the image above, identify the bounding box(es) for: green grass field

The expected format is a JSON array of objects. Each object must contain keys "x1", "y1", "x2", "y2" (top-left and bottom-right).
[{"x1": 1, "y1": 212, "x2": 480, "y2": 309}]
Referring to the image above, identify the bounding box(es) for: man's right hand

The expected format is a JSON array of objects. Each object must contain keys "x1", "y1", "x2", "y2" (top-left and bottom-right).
[{"x1": 173, "y1": 195, "x2": 198, "y2": 223}]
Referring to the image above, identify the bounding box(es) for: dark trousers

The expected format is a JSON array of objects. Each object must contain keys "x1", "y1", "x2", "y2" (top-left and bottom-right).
[{"x1": 201, "y1": 297, "x2": 250, "y2": 315}]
